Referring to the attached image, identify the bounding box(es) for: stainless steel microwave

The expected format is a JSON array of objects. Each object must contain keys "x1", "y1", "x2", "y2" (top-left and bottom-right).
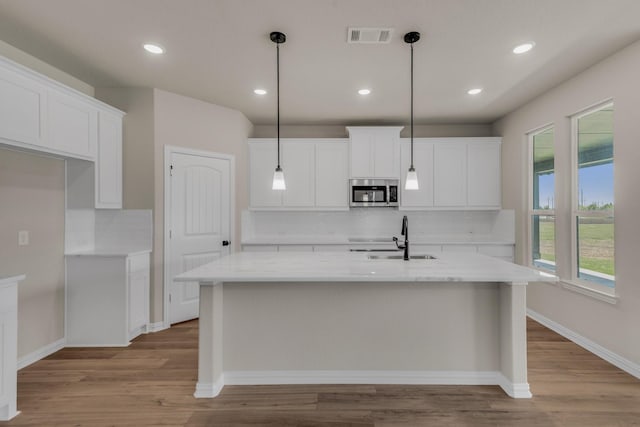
[{"x1": 349, "y1": 179, "x2": 399, "y2": 207}]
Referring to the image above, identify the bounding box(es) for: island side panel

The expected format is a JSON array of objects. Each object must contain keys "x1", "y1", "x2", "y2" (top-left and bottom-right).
[
  {"x1": 195, "y1": 282, "x2": 224, "y2": 398},
  {"x1": 222, "y1": 281, "x2": 501, "y2": 373},
  {"x1": 499, "y1": 282, "x2": 531, "y2": 398}
]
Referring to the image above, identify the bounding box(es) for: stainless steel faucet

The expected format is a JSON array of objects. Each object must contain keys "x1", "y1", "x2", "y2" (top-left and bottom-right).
[{"x1": 393, "y1": 215, "x2": 410, "y2": 261}]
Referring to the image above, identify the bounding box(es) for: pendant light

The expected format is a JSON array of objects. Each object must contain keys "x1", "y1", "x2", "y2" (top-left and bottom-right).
[
  {"x1": 404, "y1": 31, "x2": 420, "y2": 190},
  {"x1": 271, "y1": 31, "x2": 286, "y2": 190}
]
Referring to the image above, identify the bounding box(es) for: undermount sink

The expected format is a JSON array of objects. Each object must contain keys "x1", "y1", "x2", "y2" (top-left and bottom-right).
[{"x1": 368, "y1": 254, "x2": 437, "y2": 260}]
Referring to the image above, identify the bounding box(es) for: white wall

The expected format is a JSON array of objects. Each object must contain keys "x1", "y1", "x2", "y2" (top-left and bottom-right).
[{"x1": 493, "y1": 40, "x2": 640, "y2": 365}]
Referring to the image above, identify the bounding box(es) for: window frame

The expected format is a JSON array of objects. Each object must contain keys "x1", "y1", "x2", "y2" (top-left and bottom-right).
[
  {"x1": 569, "y1": 100, "x2": 615, "y2": 295},
  {"x1": 527, "y1": 124, "x2": 556, "y2": 273}
]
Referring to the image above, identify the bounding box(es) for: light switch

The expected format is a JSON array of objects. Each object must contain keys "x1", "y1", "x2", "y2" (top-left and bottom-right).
[{"x1": 18, "y1": 230, "x2": 29, "y2": 246}]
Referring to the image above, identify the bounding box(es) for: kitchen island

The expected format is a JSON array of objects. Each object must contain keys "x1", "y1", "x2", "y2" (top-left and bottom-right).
[{"x1": 175, "y1": 251, "x2": 556, "y2": 399}]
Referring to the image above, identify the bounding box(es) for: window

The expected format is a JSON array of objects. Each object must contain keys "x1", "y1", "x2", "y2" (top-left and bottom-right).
[
  {"x1": 528, "y1": 126, "x2": 555, "y2": 272},
  {"x1": 571, "y1": 102, "x2": 614, "y2": 290}
]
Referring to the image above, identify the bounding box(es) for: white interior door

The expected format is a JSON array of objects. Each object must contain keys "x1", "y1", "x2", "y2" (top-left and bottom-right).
[{"x1": 169, "y1": 151, "x2": 231, "y2": 324}]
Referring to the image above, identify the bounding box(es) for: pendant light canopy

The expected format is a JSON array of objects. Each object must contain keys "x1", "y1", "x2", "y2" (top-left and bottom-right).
[
  {"x1": 271, "y1": 31, "x2": 287, "y2": 190},
  {"x1": 404, "y1": 31, "x2": 420, "y2": 191}
]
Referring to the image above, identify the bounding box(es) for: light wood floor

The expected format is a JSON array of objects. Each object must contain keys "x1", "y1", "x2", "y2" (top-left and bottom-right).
[{"x1": 4, "y1": 318, "x2": 639, "y2": 426}]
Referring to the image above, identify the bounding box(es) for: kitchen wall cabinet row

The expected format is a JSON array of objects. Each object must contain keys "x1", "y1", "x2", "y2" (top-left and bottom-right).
[
  {"x1": 65, "y1": 252, "x2": 150, "y2": 347},
  {"x1": 0, "y1": 55, "x2": 124, "y2": 209},
  {"x1": 242, "y1": 243, "x2": 514, "y2": 262},
  {"x1": 249, "y1": 138, "x2": 349, "y2": 210},
  {"x1": 400, "y1": 137, "x2": 502, "y2": 210},
  {"x1": 249, "y1": 133, "x2": 502, "y2": 211}
]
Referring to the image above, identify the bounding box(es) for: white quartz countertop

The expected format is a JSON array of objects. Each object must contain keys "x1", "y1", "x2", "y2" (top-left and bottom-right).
[
  {"x1": 175, "y1": 251, "x2": 555, "y2": 284},
  {"x1": 65, "y1": 247, "x2": 152, "y2": 257},
  {"x1": 0, "y1": 274, "x2": 26, "y2": 288}
]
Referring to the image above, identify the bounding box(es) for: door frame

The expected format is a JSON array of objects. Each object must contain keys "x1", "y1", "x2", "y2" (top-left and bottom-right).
[{"x1": 163, "y1": 145, "x2": 235, "y2": 329}]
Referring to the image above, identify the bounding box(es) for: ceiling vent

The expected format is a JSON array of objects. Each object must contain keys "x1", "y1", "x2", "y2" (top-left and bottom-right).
[{"x1": 348, "y1": 27, "x2": 393, "y2": 44}]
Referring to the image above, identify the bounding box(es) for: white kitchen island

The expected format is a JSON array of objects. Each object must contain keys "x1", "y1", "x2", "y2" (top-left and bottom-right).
[{"x1": 175, "y1": 251, "x2": 556, "y2": 399}]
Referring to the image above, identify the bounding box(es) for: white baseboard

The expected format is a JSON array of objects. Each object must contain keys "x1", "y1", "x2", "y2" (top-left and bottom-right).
[
  {"x1": 527, "y1": 309, "x2": 640, "y2": 379},
  {"x1": 192, "y1": 370, "x2": 530, "y2": 399},
  {"x1": 146, "y1": 321, "x2": 168, "y2": 333},
  {"x1": 17, "y1": 338, "x2": 65, "y2": 370},
  {"x1": 194, "y1": 375, "x2": 225, "y2": 398}
]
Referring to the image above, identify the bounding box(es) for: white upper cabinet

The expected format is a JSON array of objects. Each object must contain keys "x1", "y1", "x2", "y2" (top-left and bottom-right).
[
  {"x1": 347, "y1": 127, "x2": 402, "y2": 179},
  {"x1": 248, "y1": 139, "x2": 349, "y2": 210},
  {"x1": 400, "y1": 139, "x2": 434, "y2": 208},
  {"x1": 0, "y1": 62, "x2": 47, "y2": 148},
  {"x1": 316, "y1": 141, "x2": 349, "y2": 209},
  {"x1": 433, "y1": 142, "x2": 467, "y2": 207},
  {"x1": 281, "y1": 141, "x2": 315, "y2": 207},
  {"x1": 48, "y1": 89, "x2": 97, "y2": 159},
  {"x1": 96, "y1": 110, "x2": 123, "y2": 208},
  {"x1": 400, "y1": 137, "x2": 502, "y2": 210},
  {"x1": 467, "y1": 141, "x2": 501, "y2": 208},
  {"x1": 0, "y1": 55, "x2": 125, "y2": 209}
]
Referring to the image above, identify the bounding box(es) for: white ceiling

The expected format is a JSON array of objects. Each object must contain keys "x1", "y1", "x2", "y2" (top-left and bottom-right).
[{"x1": 0, "y1": 0, "x2": 639, "y2": 126}]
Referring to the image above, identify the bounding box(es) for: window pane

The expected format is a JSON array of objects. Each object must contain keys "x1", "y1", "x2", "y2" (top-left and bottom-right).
[
  {"x1": 532, "y1": 128, "x2": 554, "y2": 210},
  {"x1": 577, "y1": 216, "x2": 615, "y2": 287},
  {"x1": 577, "y1": 106, "x2": 614, "y2": 210},
  {"x1": 532, "y1": 215, "x2": 555, "y2": 271}
]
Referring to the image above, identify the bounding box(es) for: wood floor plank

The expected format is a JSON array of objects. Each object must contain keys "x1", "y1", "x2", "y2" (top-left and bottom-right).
[{"x1": 3, "y1": 317, "x2": 639, "y2": 426}]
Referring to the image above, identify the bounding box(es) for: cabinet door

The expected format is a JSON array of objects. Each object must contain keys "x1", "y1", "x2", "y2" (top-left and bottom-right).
[
  {"x1": 467, "y1": 142, "x2": 501, "y2": 208},
  {"x1": 0, "y1": 65, "x2": 47, "y2": 148},
  {"x1": 95, "y1": 110, "x2": 123, "y2": 209},
  {"x1": 349, "y1": 132, "x2": 374, "y2": 177},
  {"x1": 372, "y1": 131, "x2": 399, "y2": 178},
  {"x1": 433, "y1": 143, "x2": 467, "y2": 207},
  {"x1": 316, "y1": 142, "x2": 349, "y2": 208},
  {"x1": 127, "y1": 254, "x2": 149, "y2": 338},
  {"x1": 400, "y1": 141, "x2": 434, "y2": 207},
  {"x1": 281, "y1": 141, "x2": 315, "y2": 207},
  {"x1": 249, "y1": 141, "x2": 282, "y2": 207},
  {"x1": 48, "y1": 89, "x2": 97, "y2": 159}
]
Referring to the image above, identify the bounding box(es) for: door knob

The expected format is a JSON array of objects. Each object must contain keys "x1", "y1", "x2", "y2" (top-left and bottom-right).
[{"x1": 222, "y1": 240, "x2": 230, "y2": 246}]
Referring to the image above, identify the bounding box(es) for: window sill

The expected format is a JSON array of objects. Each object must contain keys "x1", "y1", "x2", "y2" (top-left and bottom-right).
[{"x1": 559, "y1": 280, "x2": 618, "y2": 305}]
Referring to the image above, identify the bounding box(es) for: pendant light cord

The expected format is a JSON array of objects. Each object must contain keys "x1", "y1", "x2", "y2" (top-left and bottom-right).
[
  {"x1": 276, "y1": 41, "x2": 281, "y2": 169},
  {"x1": 410, "y1": 41, "x2": 414, "y2": 170}
]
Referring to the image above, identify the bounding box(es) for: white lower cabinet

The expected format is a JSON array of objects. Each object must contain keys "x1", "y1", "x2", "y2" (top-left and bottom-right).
[
  {"x1": 66, "y1": 252, "x2": 150, "y2": 346},
  {"x1": 0, "y1": 275, "x2": 23, "y2": 421}
]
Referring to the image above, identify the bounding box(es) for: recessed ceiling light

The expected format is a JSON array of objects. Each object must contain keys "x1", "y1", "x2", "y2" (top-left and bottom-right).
[
  {"x1": 513, "y1": 42, "x2": 535, "y2": 54},
  {"x1": 254, "y1": 89, "x2": 267, "y2": 95},
  {"x1": 467, "y1": 88, "x2": 483, "y2": 95},
  {"x1": 143, "y1": 43, "x2": 164, "y2": 54},
  {"x1": 358, "y1": 89, "x2": 371, "y2": 95}
]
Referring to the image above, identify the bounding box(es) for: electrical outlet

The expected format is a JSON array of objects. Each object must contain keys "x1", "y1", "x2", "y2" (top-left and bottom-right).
[{"x1": 18, "y1": 230, "x2": 29, "y2": 246}]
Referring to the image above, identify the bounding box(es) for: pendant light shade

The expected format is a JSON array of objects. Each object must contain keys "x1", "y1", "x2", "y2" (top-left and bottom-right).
[
  {"x1": 272, "y1": 167, "x2": 286, "y2": 190},
  {"x1": 405, "y1": 167, "x2": 419, "y2": 190},
  {"x1": 404, "y1": 31, "x2": 420, "y2": 191},
  {"x1": 271, "y1": 31, "x2": 287, "y2": 191}
]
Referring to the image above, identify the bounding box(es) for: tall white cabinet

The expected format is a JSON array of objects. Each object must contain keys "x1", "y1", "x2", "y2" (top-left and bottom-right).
[{"x1": 0, "y1": 275, "x2": 24, "y2": 421}]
